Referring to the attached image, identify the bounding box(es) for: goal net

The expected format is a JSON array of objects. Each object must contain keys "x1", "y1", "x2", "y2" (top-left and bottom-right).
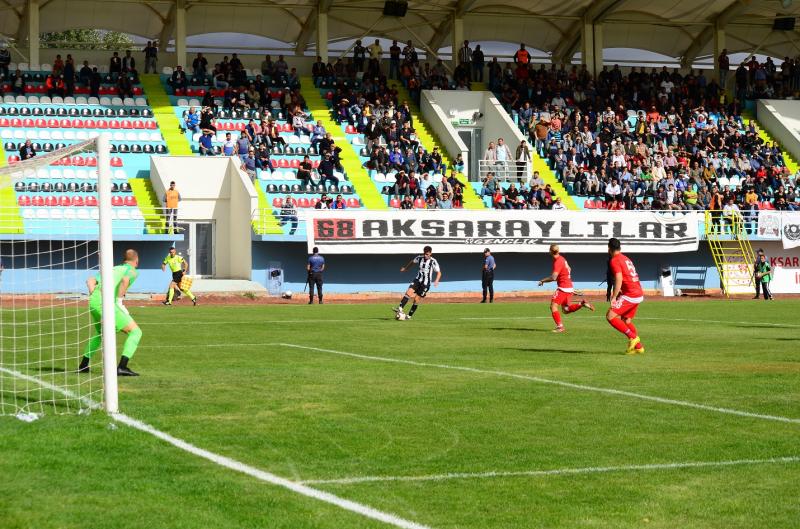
[{"x1": 0, "y1": 136, "x2": 118, "y2": 417}]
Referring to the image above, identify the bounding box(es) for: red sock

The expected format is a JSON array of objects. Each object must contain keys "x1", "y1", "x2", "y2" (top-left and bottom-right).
[
  {"x1": 609, "y1": 318, "x2": 634, "y2": 338},
  {"x1": 552, "y1": 311, "x2": 563, "y2": 327},
  {"x1": 565, "y1": 303, "x2": 582, "y2": 313},
  {"x1": 627, "y1": 322, "x2": 638, "y2": 337}
]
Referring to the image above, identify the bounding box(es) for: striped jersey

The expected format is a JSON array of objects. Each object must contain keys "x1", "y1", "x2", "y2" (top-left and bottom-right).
[{"x1": 413, "y1": 255, "x2": 440, "y2": 286}]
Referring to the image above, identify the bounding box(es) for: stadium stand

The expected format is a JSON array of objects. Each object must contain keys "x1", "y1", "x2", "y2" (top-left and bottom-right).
[{"x1": 491, "y1": 58, "x2": 800, "y2": 213}]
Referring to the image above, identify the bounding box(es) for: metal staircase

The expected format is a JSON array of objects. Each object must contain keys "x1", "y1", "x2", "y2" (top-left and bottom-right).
[{"x1": 705, "y1": 210, "x2": 755, "y2": 297}]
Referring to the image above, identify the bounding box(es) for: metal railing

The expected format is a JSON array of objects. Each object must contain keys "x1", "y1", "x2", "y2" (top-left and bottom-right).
[
  {"x1": 477, "y1": 159, "x2": 531, "y2": 183},
  {"x1": 1, "y1": 205, "x2": 183, "y2": 236}
]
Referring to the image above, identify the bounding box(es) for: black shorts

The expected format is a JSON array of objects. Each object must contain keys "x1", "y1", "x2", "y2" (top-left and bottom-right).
[
  {"x1": 409, "y1": 280, "x2": 430, "y2": 298},
  {"x1": 172, "y1": 271, "x2": 184, "y2": 284}
]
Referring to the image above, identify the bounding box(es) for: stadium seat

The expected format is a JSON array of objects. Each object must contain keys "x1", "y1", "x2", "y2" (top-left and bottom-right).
[
  {"x1": 272, "y1": 197, "x2": 283, "y2": 207},
  {"x1": 348, "y1": 198, "x2": 361, "y2": 208},
  {"x1": 389, "y1": 198, "x2": 400, "y2": 208}
]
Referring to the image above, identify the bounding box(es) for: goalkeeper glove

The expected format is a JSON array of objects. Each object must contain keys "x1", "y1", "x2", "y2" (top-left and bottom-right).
[{"x1": 116, "y1": 297, "x2": 130, "y2": 315}]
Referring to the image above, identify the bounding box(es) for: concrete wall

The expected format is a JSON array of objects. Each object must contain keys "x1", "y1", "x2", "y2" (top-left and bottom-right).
[
  {"x1": 421, "y1": 89, "x2": 526, "y2": 180},
  {"x1": 150, "y1": 155, "x2": 257, "y2": 279},
  {"x1": 756, "y1": 99, "x2": 800, "y2": 165}
]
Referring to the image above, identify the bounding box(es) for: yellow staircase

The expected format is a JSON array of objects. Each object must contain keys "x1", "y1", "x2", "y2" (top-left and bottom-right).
[
  {"x1": 300, "y1": 77, "x2": 387, "y2": 209},
  {"x1": 253, "y1": 184, "x2": 282, "y2": 235},
  {"x1": 128, "y1": 178, "x2": 168, "y2": 234},
  {"x1": 704, "y1": 210, "x2": 755, "y2": 297},
  {"x1": 530, "y1": 150, "x2": 580, "y2": 210},
  {"x1": 0, "y1": 144, "x2": 24, "y2": 234},
  {"x1": 139, "y1": 74, "x2": 193, "y2": 156},
  {"x1": 742, "y1": 112, "x2": 799, "y2": 174},
  {"x1": 390, "y1": 83, "x2": 484, "y2": 209}
]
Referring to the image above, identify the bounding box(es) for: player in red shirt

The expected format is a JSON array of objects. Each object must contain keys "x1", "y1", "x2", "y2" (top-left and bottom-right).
[
  {"x1": 606, "y1": 237, "x2": 645, "y2": 354},
  {"x1": 538, "y1": 244, "x2": 594, "y2": 332}
]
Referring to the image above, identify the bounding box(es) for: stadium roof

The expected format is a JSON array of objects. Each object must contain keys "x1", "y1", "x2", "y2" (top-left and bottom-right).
[{"x1": 3, "y1": 0, "x2": 800, "y2": 63}]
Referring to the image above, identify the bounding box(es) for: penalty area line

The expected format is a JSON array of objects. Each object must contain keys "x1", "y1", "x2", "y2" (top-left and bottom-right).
[
  {"x1": 0, "y1": 368, "x2": 433, "y2": 529},
  {"x1": 300, "y1": 456, "x2": 800, "y2": 485},
  {"x1": 271, "y1": 343, "x2": 800, "y2": 426}
]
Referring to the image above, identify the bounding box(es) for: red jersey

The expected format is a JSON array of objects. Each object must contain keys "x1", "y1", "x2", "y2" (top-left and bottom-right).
[
  {"x1": 552, "y1": 255, "x2": 574, "y2": 292},
  {"x1": 609, "y1": 252, "x2": 644, "y2": 301}
]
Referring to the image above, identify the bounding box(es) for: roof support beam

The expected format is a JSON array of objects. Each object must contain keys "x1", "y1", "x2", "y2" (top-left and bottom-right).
[
  {"x1": 680, "y1": 0, "x2": 751, "y2": 69},
  {"x1": 295, "y1": 0, "x2": 333, "y2": 56},
  {"x1": 551, "y1": 0, "x2": 624, "y2": 65},
  {"x1": 427, "y1": 0, "x2": 478, "y2": 57},
  {"x1": 159, "y1": 1, "x2": 177, "y2": 52}
]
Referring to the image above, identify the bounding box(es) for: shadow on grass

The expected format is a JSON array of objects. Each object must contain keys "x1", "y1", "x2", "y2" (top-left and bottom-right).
[
  {"x1": 506, "y1": 346, "x2": 598, "y2": 355},
  {"x1": 32, "y1": 366, "x2": 71, "y2": 373},
  {"x1": 489, "y1": 327, "x2": 549, "y2": 333}
]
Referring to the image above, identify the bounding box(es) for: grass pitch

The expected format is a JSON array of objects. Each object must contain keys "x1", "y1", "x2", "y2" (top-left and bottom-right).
[{"x1": 1, "y1": 299, "x2": 799, "y2": 529}]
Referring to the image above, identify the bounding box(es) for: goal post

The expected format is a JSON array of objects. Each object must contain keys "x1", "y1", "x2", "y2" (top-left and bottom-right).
[{"x1": 0, "y1": 133, "x2": 118, "y2": 416}]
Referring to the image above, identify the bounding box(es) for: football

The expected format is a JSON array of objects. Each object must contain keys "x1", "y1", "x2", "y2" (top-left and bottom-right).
[
  {"x1": 282, "y1": 290, "x2": 293, "y2": 299},
  {"x1": 395, "y1": 311, "x2": 407, "y2": 320}
]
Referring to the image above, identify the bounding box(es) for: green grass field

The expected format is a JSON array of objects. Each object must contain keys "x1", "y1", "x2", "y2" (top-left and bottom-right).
[{"x1": 1, "y1": 299, "x2": 799, "y2": 529}]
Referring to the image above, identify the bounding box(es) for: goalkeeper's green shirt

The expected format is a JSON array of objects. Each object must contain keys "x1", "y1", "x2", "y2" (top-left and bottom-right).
[
  {"x1": 163, "y1": 254, "x2": 185, "y2": 273},
  {"x1": 89, "y1": 264, "x2": 138, "y2": 305}
]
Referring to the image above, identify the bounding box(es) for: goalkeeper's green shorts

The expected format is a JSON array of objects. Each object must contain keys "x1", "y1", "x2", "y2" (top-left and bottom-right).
[{"x1": 88, "y1": 301, "x2": 134, "y2": 332}]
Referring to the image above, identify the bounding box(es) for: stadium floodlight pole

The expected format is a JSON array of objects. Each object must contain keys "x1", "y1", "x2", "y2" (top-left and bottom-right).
[{"x1": 97, "y1": 133, "x2": 119, "y2": 413}]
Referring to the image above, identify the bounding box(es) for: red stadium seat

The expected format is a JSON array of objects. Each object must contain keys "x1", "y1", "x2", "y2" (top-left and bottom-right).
[
  {"x1": 345, "y1": 125, "x2": 356, "y2": 134},
  {"x1": 145, "y1": 121, "x2": 158, "y2": 130},
  {"x1": 47, "y1": 119, "x2": 59, "y2": 128},
  {"x1": 272, "y1": 197, "x2": 283, "y2": 207},
  {"x1": 414, "y1": 198, "x2": 425, "y2": 209},
  {"x1": 109, "y1": 120, "x2": 120, "y2": 129},
  {"x1": 73, "y1": 156, "x2": 86, "y2": 166},
  {"x1": 72, "y1": 196, "x2": 85, "y2": 207},
  {"x1": 132, "y1": 87, "x2": 143, "y2": 95},
  {"x1": 0, "y1": 118, "x2": 8, "y2": 127},
  {"x1": 348, "y1": 198, "x2": 361, "y2": 208},
  {"x1": 73, "y1": 119, "x2": 84, "y2": 128},
  {"x1": 86, "y1": 156, "x2": 97, "y2": 167},
  {"x1": 45, "y1": 196, "x2": 58, "y2": 206},
  {"x1": 277, "y1": 159, "x2": 290, "y2": 168},
  {"x1": 111, "y1": 196, "x2": 124, "y2": 206},
  {"x1": 297, "y1": 198, "x2": 310, "y2": 208},
  {"x1": 289, "y1": 159, "x2": 300, "y2": 169},
  {"x1": 58, "y1": 196, "x2": 72, "y2": 207},
  {"x1": 235, "y1": 122, "x2": 245, "y2": 131},
  {"x1": 85, "y1": 196, "x2": 98, "y2": 207},
  {"x1": 389, "y1": 198, "x2": 400, "y2": 208},
  {"x1": 326, "y1": 91, "x2": 333, "y2": 100},
  {"x1": 84, "y1": 119, "x2": 96, "y2": 128},
  {"x1": 583, "y1": 199, "x2": 595, "y2": 209},
  {"x1": 110, "y1": 157, "x2": 123, "y2": 167},
  {"x1": 59, "y1": 118, "x2": 71, "y2": 128},
  {"x1": 10, "y1": 118, "x2": 22, "y2": 127},
  {"x1": 25, "y1": 118, "x2": 36, "y2": 128},
  {"x1": 32, "y1": 196, "x2": 45, "y2": 206},
  {"x1": 310, "y1": 198, "x2": 319, "y2": 208},
  {"x1": 132, "y1": 120, "x2": 144, "y2": 129},
  {"x1": 120, "y1": 120, "x2": 132, "y2": 129},
  {"x1": 17, "y1": 195, "x2": 31, "y2": 206},
  {"x1": 96, "y1": 120, "x2": 108, "y2": 129},
  {"x1": 124, "y1": 196, "x2": 137, "y2": 206},
  {"x1": 311, "y1": 160, "x2": 320, "y2": 168}
]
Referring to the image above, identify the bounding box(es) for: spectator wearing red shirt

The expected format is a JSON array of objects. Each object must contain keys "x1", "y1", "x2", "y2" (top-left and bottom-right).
[
  {"x1": 537, "y1": 244, "x2": 593, "y2": 333},
  {"x1": 606, "y1": 237, "x2": 645, "y2": 354}
]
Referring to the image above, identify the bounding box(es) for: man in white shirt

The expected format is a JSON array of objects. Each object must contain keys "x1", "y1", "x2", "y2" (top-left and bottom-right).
[
  {"x1": 605, "y1": 178, "x2": 622, "y2": 203},
  {"x1": 722, "y1": 198, "x2": 742, "y2": 233},
  {"x1": 551, "y1": 197, "x2": 567, "y2": 211},
  {"x1": 495, "y1": 137, "x2": 512, "y2": 179}
]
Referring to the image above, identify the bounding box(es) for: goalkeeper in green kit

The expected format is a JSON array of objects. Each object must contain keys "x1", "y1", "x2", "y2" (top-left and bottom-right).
[{"x1": 77, "y1": 249, "x2": 143, "y2": 377}]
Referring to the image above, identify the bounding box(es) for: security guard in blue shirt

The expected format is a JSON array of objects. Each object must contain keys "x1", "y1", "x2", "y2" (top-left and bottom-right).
[
  {"x1": 307, "y1": 247, "x2": 326, "y2": 304},
  {"x1": 481, "y1": 248, "x2": 496, "y2": 303}
]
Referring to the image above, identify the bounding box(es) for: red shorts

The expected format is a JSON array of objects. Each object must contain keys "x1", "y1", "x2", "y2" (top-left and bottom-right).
[
  {"x1": 610, "y1": 297, "x2": 641, "y2": 319},
  {"x1": 551, "y1": 289, "x2": 572, "y2": 307}
]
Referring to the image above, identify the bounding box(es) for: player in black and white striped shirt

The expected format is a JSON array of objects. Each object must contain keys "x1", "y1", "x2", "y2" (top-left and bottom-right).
[{"x1": 393, "y1": 245, "x2": 441, "y2": 320}]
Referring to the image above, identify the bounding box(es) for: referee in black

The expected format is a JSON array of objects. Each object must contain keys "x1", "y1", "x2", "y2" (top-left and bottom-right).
[
  {"x1": 481, "y1": 248, "x2": 496, "y2": 303},
  {"x1": 307, "y1": 246, "x2": 325, "y2": 304}
]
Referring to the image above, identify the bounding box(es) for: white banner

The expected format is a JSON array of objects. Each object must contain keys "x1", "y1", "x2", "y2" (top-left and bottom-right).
[
  {"x1": 781, "y1": 212, "x2": 800, "y2": 249},
  {"x1": 750, "y1": 241, "x2": 800, "y2": 293},
  {"x1": 757, "y1": 211, "x2": 782, "y2": 239},
  {"x1": 304, "y1": 210, "x2": 700, "y2": 254}
]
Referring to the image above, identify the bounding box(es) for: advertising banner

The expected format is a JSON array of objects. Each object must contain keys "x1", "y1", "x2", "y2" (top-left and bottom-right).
[
  {"x1": 304, "y1": 210, "x2": 700, "y2": 254},
  {"x1": 780, "y1": 212, "x2": 800, "y2": 249},
  {"x1": 756, "y1": 210, "x2": 781, "y2": 239}
]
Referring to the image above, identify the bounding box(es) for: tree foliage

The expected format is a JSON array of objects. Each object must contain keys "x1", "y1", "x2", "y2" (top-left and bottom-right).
[{"x1": 40, "y1": 29, "x2": 134, "y2": 50}]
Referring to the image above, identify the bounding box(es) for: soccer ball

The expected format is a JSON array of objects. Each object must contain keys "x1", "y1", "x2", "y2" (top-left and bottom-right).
[
  {"x1": 395, "y1": 311, "x2": 407, "y2": 321},
  {"x1": 282, "y1": 290, "x2": 293, "y2": 299}
]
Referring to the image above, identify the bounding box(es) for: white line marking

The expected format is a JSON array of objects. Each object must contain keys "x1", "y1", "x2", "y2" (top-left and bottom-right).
[
  {"x1": 1, "y1": 368, "x2": 433, "y2": 529},
  {"x1": 272, "y1": 343, "x2": 800, "y2": 425},
  {"x1": 111, "y1": 414, "x2": 432, "y2": 529},
  {"x1": 300, "y1": 456, "x2": 800, "y2": 485}
]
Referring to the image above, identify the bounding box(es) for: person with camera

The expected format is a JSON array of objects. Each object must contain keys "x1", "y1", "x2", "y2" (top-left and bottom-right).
[
  {"x1": 754, "y1": 251, "x2": 773, "y2": 300},
  {"x1": 307, "y1": 247, "x2": 325, "y2": 304},
  {"x1": 481, "y1": 248, "x2": 496, "y2": 303}
]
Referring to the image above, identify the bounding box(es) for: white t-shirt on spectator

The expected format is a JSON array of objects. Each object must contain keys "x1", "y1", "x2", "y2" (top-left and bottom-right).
[{"x1": 660, "y1": 80, "x2": 674, "y2": 94}]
